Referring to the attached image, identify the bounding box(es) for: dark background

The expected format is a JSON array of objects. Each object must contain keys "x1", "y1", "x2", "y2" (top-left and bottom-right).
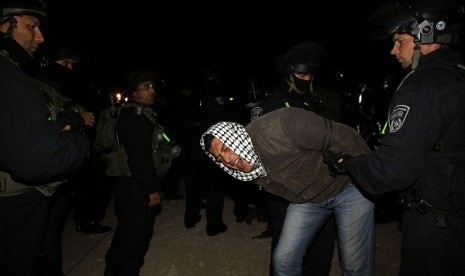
[{"x1": 42, "y1": 0, "x2": 398, "y2": 82}]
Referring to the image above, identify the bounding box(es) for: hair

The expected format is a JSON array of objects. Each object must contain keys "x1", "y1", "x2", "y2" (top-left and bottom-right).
[{"x1": 203, "y1": 134, "x2": 215, "y2": 152}]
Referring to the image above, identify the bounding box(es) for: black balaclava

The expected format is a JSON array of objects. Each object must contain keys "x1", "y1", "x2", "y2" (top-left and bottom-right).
[{"x1": 287, "y1": 75, "x2": 313, "y2": 94}]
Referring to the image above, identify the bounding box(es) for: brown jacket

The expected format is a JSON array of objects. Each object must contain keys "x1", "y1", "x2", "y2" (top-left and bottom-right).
[{"x1": 246, "y1": 107, "x2": 370, "y2": 203}]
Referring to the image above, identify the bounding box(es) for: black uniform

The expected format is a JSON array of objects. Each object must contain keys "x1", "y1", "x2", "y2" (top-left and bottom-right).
[
  {"x1": 0, "y1": 37, "x2": 88, "y2": 275},
  {"x1": 175, "y1": 69, "x2": 232, "y2": 235},
  {"x1": 105, "y1": 102, "x2": 160, "y2": 275},
  {"x1": 346, "y1": 47, "x2": 465, "y2": 276}
]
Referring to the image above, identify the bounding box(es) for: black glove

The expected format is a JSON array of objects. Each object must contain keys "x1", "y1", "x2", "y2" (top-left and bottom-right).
[
  {"x1": 57, "y1": 109, "x2": 85, "y2": 131},
  {"x1": 322, "y1": 150, "x2": 352, "y2": 176}
]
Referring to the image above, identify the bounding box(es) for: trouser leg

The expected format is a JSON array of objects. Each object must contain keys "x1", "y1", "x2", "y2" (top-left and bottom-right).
[{"x1": 0, "y1": 190, "x2": 49, "y2": 276}]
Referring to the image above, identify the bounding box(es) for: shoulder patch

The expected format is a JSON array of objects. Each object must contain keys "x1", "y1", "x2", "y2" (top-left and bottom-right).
[
  {"x1": 389, "y1": 105, "x2": 410, "y2": 133},
  {"x1": 251, "y1": 106, "x2": 263, "y2": 121}
]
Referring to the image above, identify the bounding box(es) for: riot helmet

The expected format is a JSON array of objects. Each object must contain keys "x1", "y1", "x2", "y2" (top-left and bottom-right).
[
  {"x1": 0, "y1": 0, "x2": 46, "y2": 25},
  {"x1": 200, "y1": 65, "x2": 224, "y2": 86},
  {"x1": 124, "y1": 67, "x2": 161, "y2": 93},
  {"x1": 363, "y1": 0, "x2": 464, "y2": 45},
  {"x1": 282, "y1": 41, "x2": 329, "y2": 94},
  {"x1": 284, "y1": 41, "x2": 329, "y2": 75}
]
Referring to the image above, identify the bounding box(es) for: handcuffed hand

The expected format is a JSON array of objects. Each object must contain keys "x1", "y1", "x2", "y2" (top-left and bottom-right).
[{"x1": 322, "y1": 150, "x2": 352, "y2": 176}]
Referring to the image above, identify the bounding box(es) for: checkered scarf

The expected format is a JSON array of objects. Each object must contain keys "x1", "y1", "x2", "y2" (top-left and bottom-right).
[{"x1": 200, "y1": 121, "x2": 265, "y2": 181}]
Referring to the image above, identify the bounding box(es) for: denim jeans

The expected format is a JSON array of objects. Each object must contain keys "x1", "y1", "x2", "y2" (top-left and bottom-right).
[{"x1": 273, "y1": 184, "x2": 375, "y2": 276}]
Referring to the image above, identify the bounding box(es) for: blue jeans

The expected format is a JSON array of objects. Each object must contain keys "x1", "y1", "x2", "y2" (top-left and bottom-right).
[{"x1": 273, "y1": 184, "x2": 374, "y2": 276}]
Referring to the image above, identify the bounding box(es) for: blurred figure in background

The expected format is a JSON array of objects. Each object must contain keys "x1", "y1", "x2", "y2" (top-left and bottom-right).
[
  {"x1": 251, "y1": 41, "x2": 340, "y2": 276},
  {"x1": 34, "y1": 38, "x2": 96, "y2": 276},
  {"x1": 175, "y1": 66, "x2": 233, "y2": 236}
]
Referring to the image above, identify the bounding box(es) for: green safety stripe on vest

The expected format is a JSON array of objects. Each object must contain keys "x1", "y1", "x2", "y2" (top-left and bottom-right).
[
  {"x1": 162, "y1": 132, "x2": 171, "y2": 143},
  {"x1": 381, "y1": 121, "x2": 388, "y2": 135}
]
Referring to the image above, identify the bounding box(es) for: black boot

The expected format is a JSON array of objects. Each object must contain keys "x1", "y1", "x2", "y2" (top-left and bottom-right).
[
  {"x1": 75, "y1": 221, "x2": 112, "y2": 234},
  {"x1": 184, "y1": 214, "x2": 201, "y2": 229},
  {"x1": 206, "y1": 223, "x2": 228, "y2": 236}
]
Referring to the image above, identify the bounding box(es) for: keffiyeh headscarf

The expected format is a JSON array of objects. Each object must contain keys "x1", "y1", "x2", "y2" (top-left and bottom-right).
[{"x1": 200, "y1": 121, "x2": 265, "y2": 181}]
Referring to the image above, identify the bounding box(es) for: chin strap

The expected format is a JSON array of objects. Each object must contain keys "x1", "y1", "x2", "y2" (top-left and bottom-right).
[
  {"x1": 286, "y1": 74, "x2": 313, "y2": 94},
  {"x1": 412, "y1": 37, "x2": 422, "y2": 70},
  {"x1": 286, "y1": 75, "x2": 299, "y2": 93},
  {"x1": 0, "y1": 16, "x2": 18, "y2": 38}
]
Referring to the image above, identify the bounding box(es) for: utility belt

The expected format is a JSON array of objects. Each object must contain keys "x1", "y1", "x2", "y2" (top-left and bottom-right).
[
  {"x1": 0, "y1": 171, "x2": 35, "y2": 197},
  {"x1": 398, "y1": 187, "x2": 452, "y2": 228},
  {"x1": 102, "y1": 142, "x2": 182, "y2": 179},
  {"x1": 0, "y1": 170, "x2": 63, "y2": 197},
  {"x1": 398, "y1": 187, "x2": 432, "y2": 215}
]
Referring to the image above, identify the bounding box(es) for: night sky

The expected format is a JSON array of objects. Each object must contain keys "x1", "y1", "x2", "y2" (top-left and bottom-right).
[{"x1": 42, "y1": 1, "x2": 403, "y2": 83}]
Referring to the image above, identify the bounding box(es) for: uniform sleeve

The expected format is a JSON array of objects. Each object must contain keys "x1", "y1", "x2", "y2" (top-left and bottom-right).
[
  {"x1": 345, "y1": 72, "x2": 454, "y2": 194},
  {"x1": 0, "y1": 71, "x2": 88, "y2": 183}
]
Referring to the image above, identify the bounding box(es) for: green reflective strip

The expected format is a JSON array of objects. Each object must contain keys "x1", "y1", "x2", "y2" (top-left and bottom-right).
[
  {"x1": 381, "y1": 121, "x2": 388, "y2": 135},
  {"x1": 162, "y1": 132, "x2": 171, "y2": 143},
  {"x1": 285, "y1": 102, "x2": 290, "y2": 107}
]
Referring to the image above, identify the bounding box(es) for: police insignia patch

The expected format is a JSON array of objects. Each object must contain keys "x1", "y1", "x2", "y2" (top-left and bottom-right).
[{"x1": 389, "y1": 105, "x2": 410, "y2": 132}]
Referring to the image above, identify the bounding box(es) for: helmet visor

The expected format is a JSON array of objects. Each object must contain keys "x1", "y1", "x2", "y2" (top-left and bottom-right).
[{"x1": 362, "y1": 2, "x2": 417, "y2": 41}]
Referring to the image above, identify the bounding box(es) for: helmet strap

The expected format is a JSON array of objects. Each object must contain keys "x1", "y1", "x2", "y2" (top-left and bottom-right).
[
  {"x1": 286, "y1": 74, "x2": 313, "y2": 94},
  {"x1": 1, "y1": 16, "x2": 18, "y2": 38},
  {"x1": 286, "y1": 75, "x2": 296, "y2": 93},
  {"x1": 412, "y1": 37, "x2": 421, "y2": 69}
]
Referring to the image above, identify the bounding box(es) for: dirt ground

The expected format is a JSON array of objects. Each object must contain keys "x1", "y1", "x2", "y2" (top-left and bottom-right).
[{"x1": 62, "y1": 185, "x2": 402, "y2": 276}]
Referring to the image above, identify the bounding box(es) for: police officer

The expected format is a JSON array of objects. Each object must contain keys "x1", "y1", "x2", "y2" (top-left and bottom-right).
[
  {"x1": 0, "y1": 1, "x2": 89, "y2": 275},
  {"x1": 251, "y1": 41, "x2": 339, "y2": 276},
  {"x1": 104, "y1": 67, "x2": 177, "y2": 275},
  {"x1": 324, "y1": 1, "x2": 465, "y2": 275}
]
